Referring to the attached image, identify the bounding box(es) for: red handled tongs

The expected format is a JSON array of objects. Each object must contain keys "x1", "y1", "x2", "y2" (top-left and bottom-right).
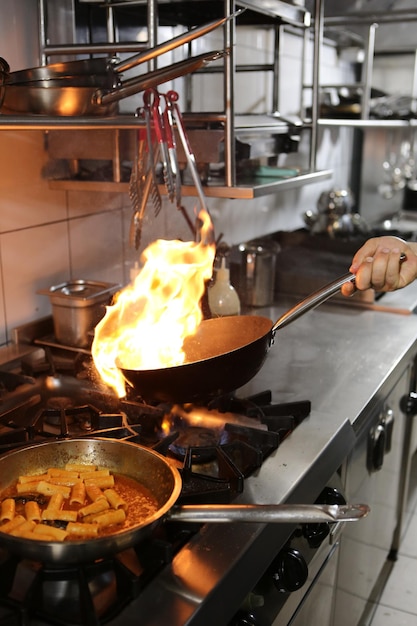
[
  {"x1": 163, "y1": 92, "x2": 182, "y2": 209},
  {"x1": 144, "y1": 88, "x2": 175, "y2": 203}
]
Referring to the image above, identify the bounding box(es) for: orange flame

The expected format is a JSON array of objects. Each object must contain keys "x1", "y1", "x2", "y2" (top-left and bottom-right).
[{"x1": 91, "y1": 210, "x2": 215, "y2": 397}]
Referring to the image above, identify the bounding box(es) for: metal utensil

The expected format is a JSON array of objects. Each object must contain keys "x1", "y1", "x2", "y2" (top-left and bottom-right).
[
  {"x1": 0, "y1": 438, "x2": 369, "y2": 566},
  {"x1": 164, "y1": 92, "x2": 182, "y2": 208},
  {"x1": 142, "y1": 101, "x2": 162, "y2": 217},
  {"x1": 129, "y1": 131, "x2": 142, "y2": 214},
  {"x1": 118, "y1": 273, "x2": 356, "y2": 403},
  {"x1": 167, "y1": 89, "x2": 215, "y2": 244},
  {"x1": 96, "y1": 50, "x2": 227, "y2": 108},
  {"x1": 4, "y1": 13, "x2": 241, "y2": 86},
  {"x1": 167, "y1": 89, "x2": 208, "y2": 213},
  {"x1": 1, "y1": 50, "x2": 227, "y2": 116},
  {"x1": 144, "y1": 88, "x2": 175, "y2": 202}
]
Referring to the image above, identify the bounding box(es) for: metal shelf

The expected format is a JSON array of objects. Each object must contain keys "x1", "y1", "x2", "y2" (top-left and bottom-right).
[
  {"x1": 0, "y1": 112, "x2": 297, "y2": 132},
  {"x1": 0, "y1": 0, "x2": 321, "y2": 199},
  {"x1": 0, "y1": 115, "x2": 145, "y2": 130},
  {"x1": 315, "y1": 2, "x2": 417, "y2": 122},
  {"x1": 48, "y1": 169, "x2": 332, "y2": 198},
  {"x1": 236, "y1": 0, "x2": 310, "y2": 26},
  {"x1": 318, "y1": 118, "x2": 410, "y2": 129},
  {"x1": 78, "y1": 0, "x2": 310, "y2": 28}
]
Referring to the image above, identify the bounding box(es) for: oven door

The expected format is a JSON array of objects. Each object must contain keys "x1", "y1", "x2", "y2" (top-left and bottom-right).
[
  {"x1": 231, "y1": 473, "x2": 347, "y2": 626},
  {"x1": 271, "y1": 517, "x2": 342, "y2": 626},
  {"x1": 333, "y1": 365, "x2": 412, "y2": 625}
]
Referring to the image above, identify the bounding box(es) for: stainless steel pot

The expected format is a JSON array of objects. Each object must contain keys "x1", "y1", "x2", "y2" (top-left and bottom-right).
[
  {"x1": 0, "y1": 438, "x2": 369, "y2": 565},
  {"x1": 233, "y1": 238, "x2": 281, "y2": 307},
  {"x1": 38, "y1": 279, "x2": 119, "y2": 348}
]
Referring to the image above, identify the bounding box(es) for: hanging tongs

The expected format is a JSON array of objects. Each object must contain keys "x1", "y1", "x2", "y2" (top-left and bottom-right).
[
  {"x1": 144, "y1": 88, "x2": 175, "y2": 203},
  {"x1": 141, "y1": 88, "x2": 196, "y2": 239},
  {"x1": 167, "y1": 90, "x2": 207, "y2": 213},
  {"x1": 163, "y1": 92, "x2": 182, "y2": 209},
  {"x1": 167, "y1": 90, "x2": 214, "y2": 245},
  {"x1": 141, "y1": 96, "x2": 162, "y2": 217}
]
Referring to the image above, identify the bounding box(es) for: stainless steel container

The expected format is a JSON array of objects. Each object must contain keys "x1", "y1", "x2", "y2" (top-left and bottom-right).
[
  {"x1": 38, "y1": 280, "x2": 119, "y2": 348},
  {"x1": 231, "y1": 239, "x2": 280, "y2": 307}
]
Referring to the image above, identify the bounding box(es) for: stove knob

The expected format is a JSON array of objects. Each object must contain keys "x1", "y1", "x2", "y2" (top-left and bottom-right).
[
  {"x1": 400, "y1": 392, "x2": 417, "y2": 416},
  {"x1": 271, "y1": 548, "x2": 308, "y2": 593},
  {"x1": 302, "y1": 522, "x2": 330, "y2": 548},
  {"x1": 230, "y1": 610, "x2": 263, "y2": 626},
  {"x1": 301, "y1": 486, "x2": 345, "y2": 548},
  {"x1": 316, "y1": 486, "x2": 346, "y2": 506}
]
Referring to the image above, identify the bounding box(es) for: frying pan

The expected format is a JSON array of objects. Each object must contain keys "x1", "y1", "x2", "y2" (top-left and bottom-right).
[
  {"x1": 119, "y1": 272, "x2": 357, "y2": 403},
  {"x1": 0, "y1": 11, "x2": 240, "y2": 115},
  {"x1": 0, "y1": 50, "x2": 226, "y2": 116},
  {"x1": 0, "y1": 438, "x2": 369, "y2": 565},
  {"x1": 2, "y1": 12, "x2": 242, "y2": 86}
]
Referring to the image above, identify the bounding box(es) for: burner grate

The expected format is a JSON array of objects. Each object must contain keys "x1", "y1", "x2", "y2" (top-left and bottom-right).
[{"x1": 0, "y1": 384, "x2": 311, "y2": 626}]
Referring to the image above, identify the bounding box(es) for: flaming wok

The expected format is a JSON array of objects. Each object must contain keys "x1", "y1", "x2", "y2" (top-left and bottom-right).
[{"x1": 119, "y1": 272, "x2": 357, "y2": 403}]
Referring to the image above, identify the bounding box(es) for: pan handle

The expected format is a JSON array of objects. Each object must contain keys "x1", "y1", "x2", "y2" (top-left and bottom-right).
[
  {"x1": 113, "y1": 9, "x2": 244, "y2": 74},
  {"x1": 272, "y1": 272, "x2": 356, "y2": 333},
  {"x1": 167, "y1": 503, "x2": 370, "y2": 524},
  {"x1": 94, "y1": 50, "x2": 227, "y2": 107},
  {"x1": 271, "y1": 252, "x2": 407, "y2": 333}
]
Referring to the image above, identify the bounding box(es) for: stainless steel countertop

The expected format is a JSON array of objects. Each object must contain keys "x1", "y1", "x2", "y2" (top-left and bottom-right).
[
  {"x1": 237, "y1": 286, "x2": 417, "y2": 507},
  {"x1": 241, "y1": 285, "x2": 417, "y2": 429},
  {"x1": 105, "y1": 284, "x2": 417, "y2": 626}
]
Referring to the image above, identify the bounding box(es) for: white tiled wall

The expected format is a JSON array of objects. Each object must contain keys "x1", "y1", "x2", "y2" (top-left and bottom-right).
[{"x1": 0, "y1": 6, "x2": 362, "y2": 346}]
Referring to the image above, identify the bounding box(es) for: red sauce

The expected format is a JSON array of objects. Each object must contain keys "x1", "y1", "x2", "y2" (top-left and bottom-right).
[{"x1": 0, "y1": 472, "x2": 160, "y2": 541}]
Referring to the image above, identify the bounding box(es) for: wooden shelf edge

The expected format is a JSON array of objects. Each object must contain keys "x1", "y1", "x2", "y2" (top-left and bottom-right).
[{"x1": 48, "y1": 169, "x2": 332, "y2": 198}]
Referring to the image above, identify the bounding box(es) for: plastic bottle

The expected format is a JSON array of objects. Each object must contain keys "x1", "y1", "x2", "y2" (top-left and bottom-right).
[{"x1": 208, "y1": 257, "x2": 241, "y2": 317}]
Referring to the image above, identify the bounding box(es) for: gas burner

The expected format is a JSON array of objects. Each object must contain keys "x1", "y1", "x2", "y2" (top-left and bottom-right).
[
  {"x1": 169, "y1": 426, "x2": 221, "y2": 459},
  {"x1": 1, "y1": 527, "x2": 190, "y2": 626},
  {"x1": 160, "y1": 402, "x2": 268, "y2": 461},
  {"x1": 168, "y1": 403, "x2": 267, "y2": 431}
]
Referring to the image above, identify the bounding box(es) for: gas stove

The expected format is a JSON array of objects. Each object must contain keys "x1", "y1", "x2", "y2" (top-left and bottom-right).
[
  {"x1": 0, "y1": 337, "x2": 309, "y2": 625},
  {"x1": 0, "y1": 319, "x2": 353, "y2": 626}
]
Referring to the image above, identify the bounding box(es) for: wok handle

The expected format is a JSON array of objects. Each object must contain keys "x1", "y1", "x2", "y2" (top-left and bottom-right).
[
  {"x1": 168, "y1": 503, "x2": 370, "y2": 524},
  {"x1": 272, "y1": 273, "x2": 356, "y2": 333},
  {"x1": 272, "y1": 252, "x2": 406, "y2": 333}
]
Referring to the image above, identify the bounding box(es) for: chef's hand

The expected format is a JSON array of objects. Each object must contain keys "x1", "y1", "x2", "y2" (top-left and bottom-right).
[{"x1": 341, "y1": 236, "x2": 417, "y2": 297}]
